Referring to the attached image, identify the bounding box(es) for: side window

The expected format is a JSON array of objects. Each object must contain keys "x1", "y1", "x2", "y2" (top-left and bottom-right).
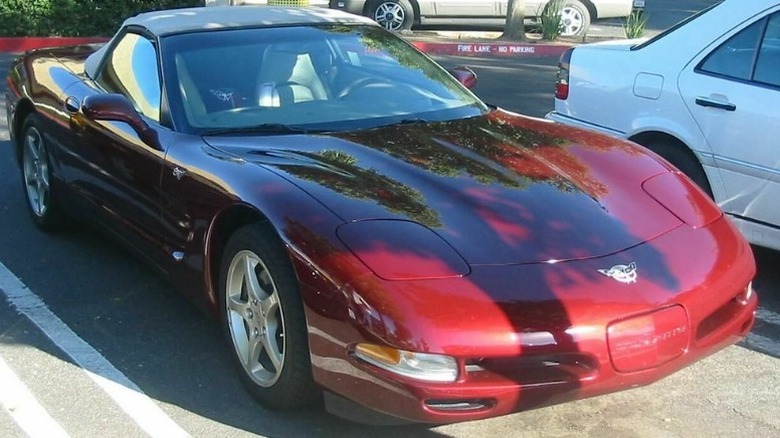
[
  {"x1": 699, "y1": 19, "x2": 763, "y2": 81},
  {"x1": 97, "y1": 32, "x2": 161, "y2": 122},
  {"x1": 754, "y1": 13, "x2": 780, "y2": 87}
]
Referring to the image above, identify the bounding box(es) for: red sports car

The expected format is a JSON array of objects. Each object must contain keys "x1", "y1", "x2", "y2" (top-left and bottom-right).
[{"x1": 5, "y1": 5, "x2": 757, "y2": 424}]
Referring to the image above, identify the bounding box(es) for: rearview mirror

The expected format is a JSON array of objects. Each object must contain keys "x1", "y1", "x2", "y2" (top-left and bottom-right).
[
  {"x1": 448, "y1": 66, "x2": 477, "y2": 89},
  {"x1": 81, "y1": 94, "x2": 160, "y2": 149}
]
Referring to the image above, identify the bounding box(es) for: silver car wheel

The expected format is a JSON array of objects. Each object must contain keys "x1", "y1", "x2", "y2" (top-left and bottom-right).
[
  {"x1": 374, "y1": 2, "x2": 406, "y2": 31},
  {"x1": 22, "y1": 126, "x2": 49, "y2": 218},
  {"x1": 560, "y1": 6, "x2": 585, "y2": 37},
  {"x1": 225, "y1": 249, "x2": 285, "y2": 387}
]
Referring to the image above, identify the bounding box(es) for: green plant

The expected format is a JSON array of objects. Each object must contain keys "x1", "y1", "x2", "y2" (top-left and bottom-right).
[
  {"x1": 623, "y1": 10, "x2": 648, "y2": 39},
  {"x1": 0, "y1": 0, "x2": 203, "y2": 37},
  {"x1": 540, "y1": 0, "x2": 565, "y2": 41}
]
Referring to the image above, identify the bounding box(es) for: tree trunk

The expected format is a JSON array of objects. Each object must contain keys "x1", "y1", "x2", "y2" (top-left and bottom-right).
[{"x1": 501, "y1": 0, "x2": 527, "y2": 41}]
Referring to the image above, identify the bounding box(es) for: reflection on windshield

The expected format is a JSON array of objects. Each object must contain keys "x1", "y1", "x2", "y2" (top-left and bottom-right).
[{"x1": 162, "y1": 25, "x2": 488, "y2": 134}]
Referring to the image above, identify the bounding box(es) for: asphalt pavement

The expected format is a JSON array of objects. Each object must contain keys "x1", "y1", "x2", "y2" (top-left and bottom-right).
[{"x1": 1, "y1": 3, "x2": 779, "y2": 433}]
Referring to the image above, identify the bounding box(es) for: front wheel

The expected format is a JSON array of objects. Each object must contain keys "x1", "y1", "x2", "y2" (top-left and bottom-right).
[
  {"x1": 559, "y1": 0, "x2": 591, "y2": 37},
  {"x1": 369, "y1": 0, "x2": 414, "y2": 31},
  {"x1": 21, "y1": 114, "x2": 65, "y2": 231},
  {"x1": 219, "y1": 224, "x2": 319, "y2": 409}
]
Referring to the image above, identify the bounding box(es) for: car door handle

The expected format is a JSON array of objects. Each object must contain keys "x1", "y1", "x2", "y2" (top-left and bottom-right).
[{"x1": 695, "y1": 97, "x2": 736, "y2": 111}]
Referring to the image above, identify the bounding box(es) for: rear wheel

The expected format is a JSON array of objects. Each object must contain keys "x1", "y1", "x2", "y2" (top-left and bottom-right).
[
  {"x1": 369, "y1": 0, "x2": 414, "y2": 31},
  {"x1": 559, "y1": 0, "x2": 591, "y2": 37},
  {"x1": 645, "y1": 140, "x2": 714, "y2": 197},
  {"x1": 219, "y1": 224, "x2": 319, "y2": 409},
  {"x1": 21, "y1": 114, "x2": 65, "y2": 231}
]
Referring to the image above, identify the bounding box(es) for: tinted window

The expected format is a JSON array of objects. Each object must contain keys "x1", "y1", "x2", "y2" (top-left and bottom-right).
[
  {"x1": 755, "y1": 13, "x2": 780, "y2": 87},
  {"x1": 97, "y1": 33, "x2": 161, "y2": 121},
  {"x1": 699, "y1": 19, "x2": 762, "y2": 81}
]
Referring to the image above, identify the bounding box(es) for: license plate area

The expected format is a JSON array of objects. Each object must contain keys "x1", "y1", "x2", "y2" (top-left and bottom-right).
[{"x1": 607, "y1": 305, "x2": 689, "y2": 373}]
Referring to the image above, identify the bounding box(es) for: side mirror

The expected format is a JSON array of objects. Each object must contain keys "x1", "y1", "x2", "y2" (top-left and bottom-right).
[
  {"x1": 81, "y1": 93, "x2": 160, "y2": 149},
  {"x1": 448, "y1": 66, "x2": 477, "y2": 89}
]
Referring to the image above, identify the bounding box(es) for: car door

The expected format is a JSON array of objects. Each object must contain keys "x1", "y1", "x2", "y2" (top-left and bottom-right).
[
  {"x1": 434, "y1": 0, "x2": 500, "y2": 17},
  {"x1": 69, "y1": 31, "x2": 171, "y2": 268},
  {"x1": 678, "y1": 9, "x2": 780, "y2": 230}
]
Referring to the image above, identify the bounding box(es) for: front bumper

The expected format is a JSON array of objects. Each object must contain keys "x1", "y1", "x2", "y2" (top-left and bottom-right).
[{"x1": 305, "y1": 213, "x2": 756, "y2": 423}]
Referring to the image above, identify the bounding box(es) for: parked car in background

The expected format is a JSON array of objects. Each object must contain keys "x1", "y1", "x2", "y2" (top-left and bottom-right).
[
  {"x1": 547, "y1": 0, "x2": 780, "y2": 252},
  {"x1": 206, "y1": 0, "x2": 330, "y2": 6},
  {"x1": 6, "y1": 4, "x2": 756, "y2": 426},
  {"x1": 206, "y1": 0, "x2": 329, "y2": 8},
  {"x1": 330, "y1": 0, "x2": 644, "y2": 36}
]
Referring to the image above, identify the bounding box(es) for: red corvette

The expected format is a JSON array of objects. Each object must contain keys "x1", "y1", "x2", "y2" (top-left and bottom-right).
[{"x1": 5, "y1": 6, "x2": 757, "y2": 424}]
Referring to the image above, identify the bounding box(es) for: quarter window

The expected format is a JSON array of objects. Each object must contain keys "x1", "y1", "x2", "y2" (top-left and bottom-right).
[
  {"x1": 97, "y1": 32, "x2": 161, "y2": 121},
  {"x1": 754, "y1": 13, "x2": 780, "y2": 87},
  {"x1": 699, "y1": 20, "x2": 762, "y2": 81},
  {"x1": 698, "y1": 12, "x2": 780, "y2": 88}
]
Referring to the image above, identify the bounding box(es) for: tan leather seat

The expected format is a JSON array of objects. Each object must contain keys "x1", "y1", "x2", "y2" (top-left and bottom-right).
[
  {"x1": 175, "y1": 54, "x2": 208, "y2": 126},
  {"x1": 257, "y1": 47, "x2": 327, "y2": 106}
]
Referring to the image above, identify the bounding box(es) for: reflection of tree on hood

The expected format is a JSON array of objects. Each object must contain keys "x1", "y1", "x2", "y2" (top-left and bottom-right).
[
  {"x1": 279, "y1": 149, "x2": 443, "y2": 229},
  {"x1": 339, "y1": 112, "x2": 620, "y2": 200}
]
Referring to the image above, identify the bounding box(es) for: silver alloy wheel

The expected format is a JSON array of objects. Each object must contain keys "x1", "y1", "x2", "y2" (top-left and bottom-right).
[
  {"x1": 22, "y1": 126, "x2": 49, "y2": 217},
  {"x1": 374, "y1": 2, "x2": 406, "y2": 31},
  {"x1": 225, "y1": 249, "x2": 286, "y2": 387},
  {"x1": 560, "y1": 6, "x2": 585, "y2": 37}
]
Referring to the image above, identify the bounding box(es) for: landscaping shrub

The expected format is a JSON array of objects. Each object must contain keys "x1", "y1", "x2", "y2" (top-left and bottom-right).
[
  {"x1": 539, "y1": 0, "x2": 565, "y2": 41},
  {"x1": 623, "y1": 9, "x2": 648, "y2": 39},
  {"x1": 0, "y1": 0, "x2": 204, "y2": 37}
]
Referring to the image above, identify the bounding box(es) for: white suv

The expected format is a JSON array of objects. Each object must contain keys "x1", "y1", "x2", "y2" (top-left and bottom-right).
[{"x1": 547, "y1": 0, "x2": 780, "y2": 251}]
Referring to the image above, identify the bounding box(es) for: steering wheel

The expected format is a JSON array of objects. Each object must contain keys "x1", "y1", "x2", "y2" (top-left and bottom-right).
[{"x1": 338, "y1": 77, "x2": 387, "y2": 99}]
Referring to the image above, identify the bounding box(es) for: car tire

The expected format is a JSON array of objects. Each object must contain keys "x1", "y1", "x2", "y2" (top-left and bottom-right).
[
  {"x1": 559, "y1": 0, "x2": 591, "y2": 38},
  {"x1": 20, "y1": 114, "x2": 66, "y2": 231},
  {"x1": 645, "y1": 140, "x2": 714, "y2": 197},
  {"x1": 369, "y1": 0, "x2": 414, "y2": 31},
  {"x1": 218, "y1": 223, "x2": 320, "y2": 409}
]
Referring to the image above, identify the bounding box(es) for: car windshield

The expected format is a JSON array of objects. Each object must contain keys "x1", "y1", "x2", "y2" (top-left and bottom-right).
[{"x1": 161, "y1": 24, "x2": 488, "y2": 135}]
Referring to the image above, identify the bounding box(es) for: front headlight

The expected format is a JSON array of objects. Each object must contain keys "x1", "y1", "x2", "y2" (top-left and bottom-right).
[{"x1": 353, "y1": 343, "x2": 458, "y2": 383}]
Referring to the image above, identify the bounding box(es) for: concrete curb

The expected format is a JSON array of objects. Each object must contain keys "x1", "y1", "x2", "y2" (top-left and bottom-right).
[{"x1": 0, "y1": 35, "x2": 569, "y2": 58}]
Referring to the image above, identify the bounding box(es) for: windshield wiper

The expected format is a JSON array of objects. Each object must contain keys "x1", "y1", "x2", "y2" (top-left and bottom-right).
[
  {"x1": 371, "y1": 118, "x2": 433, "y2": 130},
  {"x1": 202, "y1": 123, "x2": 319, "y2": 136},
  {"x1": 396, "y1": 118, "x2": 431, "y2": 126}
]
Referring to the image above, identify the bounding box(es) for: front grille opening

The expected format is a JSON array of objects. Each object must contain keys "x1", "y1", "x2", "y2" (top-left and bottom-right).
[
  {"x1": 464, "y1": 354, "x2": 598, "y2": 386},
  {"x1": 697, "y1": 295, "x2": 743, "y2": 342}
]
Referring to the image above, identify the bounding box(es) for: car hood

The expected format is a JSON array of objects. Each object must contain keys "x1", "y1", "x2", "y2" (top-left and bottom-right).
[{"x1": 205, "y1": 110, "x2": 682, "y2": 265}]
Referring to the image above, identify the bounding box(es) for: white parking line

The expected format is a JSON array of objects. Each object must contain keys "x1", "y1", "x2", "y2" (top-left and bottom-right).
[
  {"x1": 0, "y1": 262, "x2": 190, "y2": 438},
  {"x1": 0, "y1": 355, "x2": 69, "y2": 438}
]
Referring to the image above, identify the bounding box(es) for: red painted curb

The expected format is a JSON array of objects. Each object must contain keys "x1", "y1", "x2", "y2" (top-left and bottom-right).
[
  {"x1": 0, "y1": 37, "x2": 108, "y2": 53},
  {"x1": 410, "y1": 40, "x2": 570, "y2": 58},
  {"x1": 0, "y1": 37, "x2": 569, "y2": 59}
]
